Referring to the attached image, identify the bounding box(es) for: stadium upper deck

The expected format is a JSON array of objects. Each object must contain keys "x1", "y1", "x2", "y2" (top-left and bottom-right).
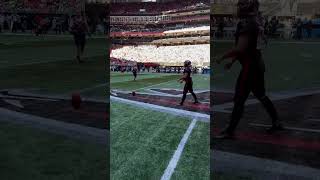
[
  {"x1": 110, "y1": 0, "x2": 209, "y2": 15},
  {"x1": 211, "y1": 0, "x2": 320, "y2": 17},
  {"x1": 110, "y1": 0, "x2": 210, "y2": 29}
]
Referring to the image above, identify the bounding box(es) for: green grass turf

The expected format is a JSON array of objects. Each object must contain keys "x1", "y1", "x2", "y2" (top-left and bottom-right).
[
  {"x1": 111, "y1": 102, "x2": 209, "y2": 179},
  {"x1": 212, "y1": 41, "x2": 320, "y2": 92},
  {"x1": 150, "y1": 74, "x2": 210, "y2": 91},
  {"x1": 0, "y1": 34, "x2": 108, "y2": 97},
  {"x1": 82, "y1": 85, "x2": 109, "y2": 98},
  {"x1": 111, "y1": 73, "x2": 180, "y2": 91},
  {"x1": 0, "y1": 122, "x2": 107, "y2": 180},
  {"x1": 0, "y1": 34, "x2": 72, "y2": 44},
  {"x1": 171, "y1": 121, "x2": 209, "y2": 180},
  {"x1": 111, "y1": 72, "x2": 174, "y2": 83},
  {"x1": 111, "y1": 72, "x2": 210, "y2": 91}
]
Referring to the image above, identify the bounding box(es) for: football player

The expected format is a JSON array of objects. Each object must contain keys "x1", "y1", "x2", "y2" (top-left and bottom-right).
[
  {"x1": 215, "y1": 0, "x2": 283, "y2": 139},
  {"x1": 132, "y1": 66, "x2": 137, "y2": 81},
  {"x1": 179, "y1": 60, "x2": 199, "y2": 106},
  {"x1": 70, "y1": 12, "x2": 89, "y2": 63}
]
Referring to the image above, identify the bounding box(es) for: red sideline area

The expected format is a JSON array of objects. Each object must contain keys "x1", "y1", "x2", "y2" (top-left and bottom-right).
[
  {"x1": 133, "y1": 95, "x2": 210, "y2": 112},
  {"x1": 64, "y1": 107, "x2": 108, "y2": 120},
  {"x1": 213, "y1": 128, "x2": 320, "y2": 151}
]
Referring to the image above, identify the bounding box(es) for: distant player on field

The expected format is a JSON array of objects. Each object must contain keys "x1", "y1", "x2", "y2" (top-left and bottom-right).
[
  {"x1": 179, "y1": 60, "x2": 199, "y2": 106},
  {"x1": 132, "y1": 67, "x2": 137, "y2": 81},
  {"x1": 215, "y1": 0, "x2": 283, "y2": 139},
  {"x1": 70, "y1": 12, "x2": 89, "y2": 63}
]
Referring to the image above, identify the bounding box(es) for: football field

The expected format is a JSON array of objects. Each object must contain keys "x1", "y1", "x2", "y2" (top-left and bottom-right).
[
  {"x1": 0, "y1": 34, "x2": 108, "y2": 180},
  {"x1": 0, "y1": 34, "x2": 108, "y2": 96},
  {"x1": 110, "y1": 72, "x2": 210, "y2": 179},
  {"x1": 212, "y1": 40, "x2": 320, "y2": 179}
]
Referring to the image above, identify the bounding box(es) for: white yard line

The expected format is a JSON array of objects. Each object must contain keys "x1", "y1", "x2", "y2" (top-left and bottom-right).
[
  {"x1": 0, "y1": 94, "x2": 59, "y2": 102},
  {"x1": 1, "y1": 58, "x2": 69, "y2": 68},
  {"x1": 309, "y1": 118, "x2": 320, "y2": 122},
  {"x1": 76, "y1": 83, "x2": 108, "y2": 94},
  {"x1": 110, "y1": 96, "x2": 209, "y2": 122},
  {"x1": 145, "y1": 89, "x2": 179, "y2": 97},
  {"x1": 213, "y1": 39, "x2": 320, "y2": 44},
  {"x1": 161, "y1": 118, "x2": 198, "y2": 180},
  {"x1": 214, "y1": 88, "x2": 320, "y2": 113},
  {"x1": 132, "y1": 80, "x2": 177, "y2": 92},
  {"x1": 1, "y1": 54, "x2": 105, "y2": 68},
  {"x1": 250, "y1": 123, "x2": 320, "y2": 134}
]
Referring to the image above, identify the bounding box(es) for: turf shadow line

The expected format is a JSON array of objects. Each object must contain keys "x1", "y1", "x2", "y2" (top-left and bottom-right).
[
  {"x1": 0, "y1": 89, "x2": 108, "y2": 103},
  {"x1": 110, "y1": 96, "x2": 209, "y2": 122},
  {"x1": 211, "y1": 150, "x2": 320, "y2": 180},
  {"x1": 1, "y1": 54, "x2": 106, "y2": 68},
  {"x1": 213, "y1": 88, "x2": 320, "y2": 113},
  {"x1": 0, "y1": 107, "x2": 108, "y2": 146}
]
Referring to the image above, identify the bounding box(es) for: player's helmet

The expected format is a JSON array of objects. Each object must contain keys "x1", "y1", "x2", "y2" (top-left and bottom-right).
[
  {"x1": 184, "y1": 60, "x2": 191, "y2": 67},
  {"x1": 237, "y1": 0, "x2": 259, "y2": 18}
]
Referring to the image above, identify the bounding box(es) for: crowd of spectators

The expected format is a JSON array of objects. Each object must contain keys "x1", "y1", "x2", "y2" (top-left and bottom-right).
[
  {"x1": 0, "y1": 0, "x2": 108, "y2": 35},
  {"x1": 0, "y1": 0, "x2": 83, "y2": 14},
  {"x1": 111, "y1": 61, "x2": 209, "y2": 75},
  {"x1": 110, "y1": 0, "x2": 209, "y2": 15},
  {"x1": 111, "y1": 23, "x2": 209, "y2": 33},
  {"x1": 0, "y1": 13, "x2": 108, "y2": 35},
  {"x1": 212, "y1": 15, "x2": 318, "y2": 40},
  {"x1": 111, "y1": 26, "x2": 163, "y2": 33},
  {"x1": 110, "y1": 44, "x2": 209, "y2": 67}
]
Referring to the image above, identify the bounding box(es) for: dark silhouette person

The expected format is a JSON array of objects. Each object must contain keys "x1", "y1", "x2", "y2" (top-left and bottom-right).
[
  {"x1": 215, "y1": 0, "x2": 283, "y2": 139},
  {"x1": 179, "y1": 60, "x2": 199, "y2": 106}
]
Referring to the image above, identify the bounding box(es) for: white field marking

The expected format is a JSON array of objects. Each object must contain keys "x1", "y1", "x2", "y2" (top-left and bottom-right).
[
  {"x1": 151, "y1": 88, "x2": 209, "y2": 92},
  {"x1": 211, "y1": 88, "x2": 234, "y2": 93},
  {"x1": 110, "y1": 91, "x2": 118, "y2": 96},
  {"x1": 132, "y1": 79, "x2": 177, "y2": 92},
  {"x1": 0, "y1": 94, "x2": 59, "y2": 102},
  {"x1": 250, "y1": 123, "x2": 320, "y2": 133},
  {"x1": 309, "y1": 118, "x2": 320, "y2": 122},
  {"x1": 161, "y1": 118, "x2": 198, "y2": 180},
  {"x1": 1, "y1": 54, "x2": 105, "y2": 68},
  {"x1": 146, "y1": 88, "x2": 210, "y2": 97},
  {"x1": 213, "y1": 39, "x2": 320, "y2": 44},
  {"x1": 214, "y1": 99, "x2": 259, "y2": 110},
  {"x1": 145, "y1": 89, "x2": 179, "y2": 97},
  {"x1": 213, "y1": 108, "x2": 232, "y2": 113},
  {"x1": 111, "y1": 89, "x2": 172, "y2": 96},
  {"x1": 111, "y1": 96, "x2": 209, "y2": 122},
  {"x1": 0, "y1": 61, "x2": 9, "y2": 64},
  {"x1": 111, "y1": 89, "x2": 211, "y2": 102},
  {"x1": 3, "y1": 99, "x2": 24, "y2": 108},
  {"x1": 214, "y1": 88, "x2": 320, "y2": 113},
  {"x1": 70, "y1": 83, "x2": 108, "y2": 94},
  {"x1": 1, "y1": 58, "x2": 68, "y2": 68},
  {"x1": 0, "y1": 89, "x2": 107, "y2": 103},
  {"x1": 0, "y1": 33, "x2": 106, "y2": 39}
]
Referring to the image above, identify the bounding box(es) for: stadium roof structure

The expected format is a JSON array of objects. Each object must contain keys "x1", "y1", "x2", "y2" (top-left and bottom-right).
[{"x1": 212, "y1": 0, "x2": 319, "y2": 17}]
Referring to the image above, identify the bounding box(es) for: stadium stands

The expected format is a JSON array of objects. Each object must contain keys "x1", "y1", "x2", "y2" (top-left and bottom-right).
[
  {"x1": 110, "y1": 0, "x2": 209, "y2": 15},
  {"x1": 110, "y1": 0, "x2": 210, "y2": 70},
  {"x1": 0, "y1": 0, "x2": 84, "y2": 14},
  {"x1": 110, "y1": 44, "x2": 209, "y2": 67},
  {"x1": 0, "y1": 0, "x2": 108, "y2": 35}
]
